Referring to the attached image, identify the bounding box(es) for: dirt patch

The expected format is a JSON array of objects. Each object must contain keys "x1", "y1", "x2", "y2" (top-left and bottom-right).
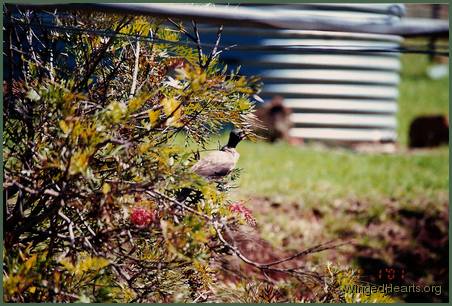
[{"x1": 219, "y1": 196, "x2": 449, "y2": 302}]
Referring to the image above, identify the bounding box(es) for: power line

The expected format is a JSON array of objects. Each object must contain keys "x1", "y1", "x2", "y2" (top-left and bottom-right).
[{"x1": 7, "y1": 20, "x2": 449, "y2": 57}]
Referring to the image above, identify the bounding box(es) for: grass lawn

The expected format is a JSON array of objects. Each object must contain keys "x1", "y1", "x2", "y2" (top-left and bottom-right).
[
  {"x1": 224, "y1": 53, "x2": 449, "y2": 210},
  {"x1": 234, "y1": 141, "x2": 448, "y2": 207}
]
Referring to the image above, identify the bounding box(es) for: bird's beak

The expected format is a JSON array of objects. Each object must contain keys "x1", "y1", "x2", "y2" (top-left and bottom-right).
[
  {"x1": 240, "y1": 131, "x2": 248, "y2": 140},
  {"x1": 236, "y1": 130, "x2": 247, "y2": 140}
]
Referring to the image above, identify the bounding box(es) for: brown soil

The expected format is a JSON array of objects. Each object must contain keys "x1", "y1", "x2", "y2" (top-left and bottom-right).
[{"x1": 218, "y1": 196, "x2": 449, "y2": 302}]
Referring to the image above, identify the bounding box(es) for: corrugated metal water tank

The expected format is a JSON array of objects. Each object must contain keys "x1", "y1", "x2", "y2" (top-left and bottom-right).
[{"x1": 200, "y1": 4, "x2": 405, "y2": 143}]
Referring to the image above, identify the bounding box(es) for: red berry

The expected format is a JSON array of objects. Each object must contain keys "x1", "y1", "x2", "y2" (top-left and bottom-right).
[{"x1": 130, "y1": 207, "x2": 154, "y2": 228}]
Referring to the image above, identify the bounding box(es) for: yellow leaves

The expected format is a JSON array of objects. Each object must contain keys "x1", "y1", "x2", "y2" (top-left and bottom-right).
[
  {"x1": 62, "y1": 91, "x2": 85, "y2": 105},
  {"x1": 90, "y1": 35, "x2": 102, "y2": 50},
  {"x1": 60, "y1": 91, "x2": 85, "y2": 117},
  {"x1": 59, "y1": 116, "x2": 77, "y2": 137},
  {"x1": 3, "y1": 247, "x2": 41, "y2": 298},
  {"x1": 234, "y1": 76, "x2": 254, "y2": 94},
  {"x1": 59, "y1": 252, "x2": 110, "y2": 277},
  {"x1": 134, "y1": 199, "x2": 156, "y2": 211},
  {"x1": 120, "y1": 17, "x2": 152, "y2": 36},
  {"x1": 59, "y1": 120, "x2": 71, "y2": 135},
  {"x1": 3, "y1": 275, "x2": 32, "y2": 297},
  {"x1": 53, "y1": 270, "x2": 61, "y2": 293},
  {"x1": 78, "y1": 255, "x2": 108, "y2": 273},
  {"x1": 56, "y1": 253, "x2": 110, "y2": 301},
  {"x1": 156, "y1": 27, "x2": 180, "y2": 42},
  {"x1": 110, "y1": 283, "x2": 137, "y2": 302},
  {"x1": 77, "y1": 122, "x2": 97, "y2": 144},
  {"x1": 161, "y1": 97, "x2": 179, "y2": 117},
  {"x1": 132, "y1": 175, "x2": 143, "y2": 183},
  {"x1": 190, "y1": 70, "x2": 207, "y2": 91},
  {"x1": 192, "y1": 230, "x2": 208, "y2": 244},
  {"x1": 69, "y1": 148, "x2": 94, "y2": 175},
  {"x1": 161, "y1": 97, "x2": 183, "y2": 127},
  {"x1": 329, "y1": 264, "x2": 395, "y2": 303},
  {"x1": 193, "y1": 260, "x2": 213, "y2": 287},
  {"x1": 138, "y1": 142, "x2": 152, "y2": 154},
  {"x1": 102, "y1": 183, "x2": 111, "y2": 195},
  {"x1": 237, "y1": 98, "x2": 251, "y2": 111},
  {"x1": 174, "y1": 63, "x2": 207, "y2": 92},
  {"x1": 127, "y1": 92, "x2": 151, "y2": 113},
  {"x1": 122, "y1": 287, "x2": 137, "y2": 303},
  {"x1": 106, "y1": 101, "x2": 127, "y2": 123},
  {"x1": 200, "y1": 184, "x2": 221, "y2": 204},
  {"x1": 180, "y1": 65, "x2": 207, "y2": 91},
  {"x1": 24, "y1": 254, "x2": 37, "y2": 272},
  {"x1": 148, "y1": 109, "x2": 161, "y2": 126}
]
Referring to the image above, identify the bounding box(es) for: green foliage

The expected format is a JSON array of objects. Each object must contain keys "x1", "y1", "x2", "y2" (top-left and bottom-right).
[
  {"x1": 3, "y1": 9, "x2": 261, "y2": 302},
  {"x1": 3, "y1": 245, "x2": 46, "y2": 302},
  {"x1": 327, "y1": 264, "x2": 394, "y2": 303}
]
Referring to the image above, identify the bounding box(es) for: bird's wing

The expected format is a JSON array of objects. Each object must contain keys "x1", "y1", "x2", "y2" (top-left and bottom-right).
[{"x1": 191, "y1": 151, "x2": 238, "y2": 178}]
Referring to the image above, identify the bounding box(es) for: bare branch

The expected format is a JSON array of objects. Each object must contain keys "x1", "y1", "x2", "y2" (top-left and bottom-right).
[
  {"x1": 204, "y1": 25, "x2": 223, "y2": 69},
  {"x1": 192, "y1": 20, "x2": 204, "y2": 67},
  {"x1": 129, "y1": 40, "x2": 140, "y2": 98},
  {"x1": 167, "y1": 18, "x2": 197, "y2": 42},
  {"x1": 146, "y1": 189, "x2": 212, "y2": 221},
  {"x1": 58, "y1": 209, "x2": 75, "y2": 248},
  {"x1": 261, "y1": 239, "x2": 351, "y2": 268}
]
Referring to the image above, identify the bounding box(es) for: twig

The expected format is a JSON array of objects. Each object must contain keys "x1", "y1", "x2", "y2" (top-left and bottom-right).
[
  {"x1": 192, "y1": 20, "x2": 204, "y2": 67},
  {"x1": 129, "y1": 40, "x2": 140, "y2": 98},
  {"x1": 75, "y1": 16, "x2": 132, "y2": 91},
  {"x1": 58, "y1": 209, "x2": 75, "y2": 248},
  {"x1": 213, "y1": 221, "x2": 264, "y2": 269},
  {"x1": 75, "y1": 206, "x2": 96, "y2": 237},
  {"x1": 260, "y1": 239, "x2": 350, "y2": 268},
  {"x1": 213, "y1": 220, "x2": 335, "y2": 283},
  {"x1": 146, "y1": 189, "x2": 212, "y2": 220},
  {"x1": 167, "y1": 18, "x2": 197, "y2": 42},
  {"x1": 203, "y1": 25, "x2": 223, "y2": 69}
]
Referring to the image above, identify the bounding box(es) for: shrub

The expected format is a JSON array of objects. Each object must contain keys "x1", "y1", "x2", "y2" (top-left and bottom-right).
[{"x1": 3, "y1": 8, "x2": 261, "y2": 302}]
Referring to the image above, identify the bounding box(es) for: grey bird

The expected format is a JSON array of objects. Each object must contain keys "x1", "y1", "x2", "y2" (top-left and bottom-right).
[
  {"x1": 176, "y1": 129, "x2": 245, "y2": 205},
  {"x1": 191, "y1": 129, "x2": 245, "y2": 179}
]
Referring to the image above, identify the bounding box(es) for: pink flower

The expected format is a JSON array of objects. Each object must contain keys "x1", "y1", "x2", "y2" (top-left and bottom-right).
[
  {"x1": 229, "y1": 202, "x2": 256, "y2": 227},
  {"x1": 130, "y1": 207, "x2": 155, "y2": 228}
]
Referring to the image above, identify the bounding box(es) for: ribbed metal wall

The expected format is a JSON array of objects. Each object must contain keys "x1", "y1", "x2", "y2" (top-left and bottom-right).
[{"x1": 200, "y1": 4, "x2": 405, "y2": 143}]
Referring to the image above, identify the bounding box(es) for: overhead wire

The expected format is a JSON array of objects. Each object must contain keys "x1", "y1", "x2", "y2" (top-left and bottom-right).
[{"x1": 7, "y1": 19, "x2": 449, "y2": 57}]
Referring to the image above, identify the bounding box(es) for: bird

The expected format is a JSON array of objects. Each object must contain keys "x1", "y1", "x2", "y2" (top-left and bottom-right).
[
  {"x1": 191, "y1": 128, "x2": 245, "y2": 179},
  {"x1": 176, "y1": 129, "x2": 245, "y2": 205}
]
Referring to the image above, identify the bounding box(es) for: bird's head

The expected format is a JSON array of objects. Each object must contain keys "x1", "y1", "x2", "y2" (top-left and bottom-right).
[
  {"x1": 231, "y1": 128, "x2": 246, "y2": 140},
  {"x1": 223, "y1": 128, "x2": 246, "y2": 150}
]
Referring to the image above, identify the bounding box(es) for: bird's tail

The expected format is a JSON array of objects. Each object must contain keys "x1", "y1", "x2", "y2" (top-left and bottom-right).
[{"x1": 176, "y1": 187, "x2": 204, "y2": 205}]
